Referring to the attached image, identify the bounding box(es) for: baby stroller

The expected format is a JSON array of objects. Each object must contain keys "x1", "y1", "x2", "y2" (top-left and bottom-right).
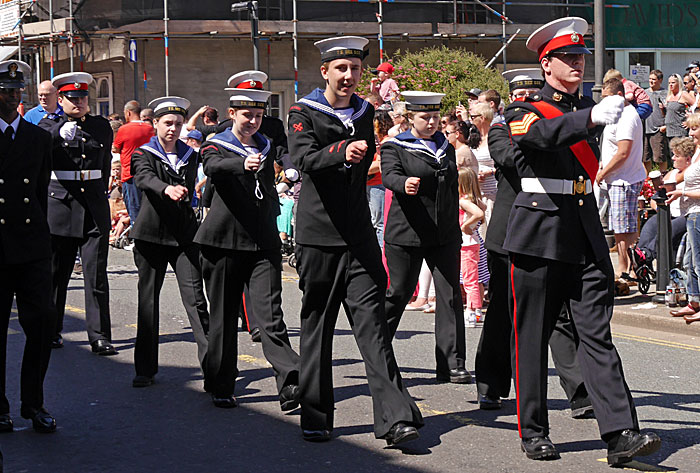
[
  {"x1": 628, "y1": 233, "x2": 687, "y2": 295},
  {"x1": 113, "y1": 223, "x2": 133, "y2": 249}
]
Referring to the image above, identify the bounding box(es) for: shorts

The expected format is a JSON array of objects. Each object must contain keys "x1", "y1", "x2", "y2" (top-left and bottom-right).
[
  {"x1": 607, "y1": 181, "x2": 643, "y2": 234},
  {"x1": 643, "y1": 132, "x2": 669, "y2": 164}
]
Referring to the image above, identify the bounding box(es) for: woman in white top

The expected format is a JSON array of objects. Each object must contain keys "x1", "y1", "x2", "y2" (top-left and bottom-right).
[
  {"x1": 666, "y1": 113, "x2": 700, "y2": 323},
  {"x1": 469, "y1": 102, "x2": 497, "y2": 234}
]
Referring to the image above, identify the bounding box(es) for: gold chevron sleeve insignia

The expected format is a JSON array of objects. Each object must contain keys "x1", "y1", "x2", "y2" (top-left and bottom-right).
[{"x1": 509, "y1": 112, "x2": 540, "y2": 136}]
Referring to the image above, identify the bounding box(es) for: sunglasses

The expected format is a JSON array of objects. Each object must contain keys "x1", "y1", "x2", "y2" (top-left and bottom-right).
[{"x1": 469, "y1": 114, "x2": 482, "y2": 120}]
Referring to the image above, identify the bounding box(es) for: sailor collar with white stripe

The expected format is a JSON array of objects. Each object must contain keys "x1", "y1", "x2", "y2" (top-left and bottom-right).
[
  {"x1": 208, "y1": 128, "x2": 271, "y2": 161},
  {"x1": 140, "y1": 136, "x2": 195, "y2": 173},
  {"x1": 298, "y1": 88, "x2": 370, "y2": 129},
  {"x1": 389, "y1": 130, "x2": 449, "y2": 162}
]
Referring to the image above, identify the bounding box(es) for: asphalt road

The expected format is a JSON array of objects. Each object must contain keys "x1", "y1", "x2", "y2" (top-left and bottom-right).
[{"x1": 1, "y1": 248, "x2": 699, "y2": 472}]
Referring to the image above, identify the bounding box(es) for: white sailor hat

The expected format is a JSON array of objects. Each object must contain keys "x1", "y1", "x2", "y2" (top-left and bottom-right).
[
  {"x1": 226, "y1": 70, "x2": 268, "y2": 90},
  {"x1": 0, "y1": 60, "x2": 31, "y2": 89},
  {"x1": 148, "y1": 96, "x2": 191, "y2": 117},
  {"x1": 53, "y1": 72, "x2": 93, "y2": 97},
  {"x1": 314, "y1": 36, "x2": 369, "y2": 63},
  {"x1": 502, "y1": 68, "x2": 545, "y2": 92},
  {"x1": 229, "y1": 89, "x2": 272, "y2": 109},
  {"x1": 526, "y1": 17, "x2": 591, "y2": 62},
  {"x1": 401, "y1": 91, "x2": 445, "y2": 112}
]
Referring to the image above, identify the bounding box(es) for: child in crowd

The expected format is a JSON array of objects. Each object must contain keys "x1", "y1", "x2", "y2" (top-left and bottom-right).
[
  {"x1": 370, "y1": 62, "x2": 399, "y2": 105},
  {"x1": 458, "y1": 168, "x2": 485, "y2": 328}
]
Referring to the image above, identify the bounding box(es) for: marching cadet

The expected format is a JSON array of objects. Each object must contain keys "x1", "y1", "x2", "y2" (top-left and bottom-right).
[
  {"x1": 39, "y1": 72, "x2": 115, "y2": 356},
  {"x1": 503, "y1": 17, "x2": 660, "y2": 464},
  {"x1": 287, "y1": 36, "x2": 423, "y2": 445},
  {"x1": 129, "y1": 97, "x2": 210, "y2": 388},
  {"x1": 0, "y1": 60, "x2": 56, "y2": 433},
  {"x1": 381, "y1": 91, "x2": 470, "y2": 385},
  {"x1": 194, "y1": 78, "x2": 300, "y2": 411},
  {"x1": 475, "y1": 69, "x2": 593, "y2": 418}
]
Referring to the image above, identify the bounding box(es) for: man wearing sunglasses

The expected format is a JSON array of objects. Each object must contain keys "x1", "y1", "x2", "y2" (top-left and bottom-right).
[{"x1": 502, "y1": 17, "x2": 661, "y2": 465}]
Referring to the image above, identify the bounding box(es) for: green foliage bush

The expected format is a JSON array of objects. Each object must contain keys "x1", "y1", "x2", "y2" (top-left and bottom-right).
[{"x1": 359, "y1": 45, "x2": 510, "y2": 113}]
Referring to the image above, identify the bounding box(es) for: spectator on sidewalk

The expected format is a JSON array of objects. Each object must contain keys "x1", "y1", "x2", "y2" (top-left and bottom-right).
[
  {"x1": 630, "y1": 137, "x2": 694, "y2": 271},
  {"x1": 445, "y1": 119, "x2": 479, "y2": 173},
  {"x1": 140, "y1": 108, "x2": 154, "y2": 125},
  {"x1": 23, "y1": 80, "x2": 62, "y2": 125},
  {"x1": 370, "y1": 62, "x2": 399, "y2": 105},
  {"x1": 603, "y1": 69, "x2": 652, "y2": 120},
  {"x1": 666, "y1": 113, "x2": 700, "y2": 323},
  {"x1": 664, "y1": 74, "x2": 694, "y2": 139},
  {"x1": 113, "y1": 100, "x2": 155, "y2": 224},
  {"x1": 477, "y1": 89, "x2": 504, "y2": 124},
  {"x1": 596, "y1": 78, "x2": 646, "y2": 282},
  {"x1": 185, "y1": 105, "x2": 219, "y2": 136},
  {"x1": 644, "y1": 69, "x2": 669, "y2": 173}
]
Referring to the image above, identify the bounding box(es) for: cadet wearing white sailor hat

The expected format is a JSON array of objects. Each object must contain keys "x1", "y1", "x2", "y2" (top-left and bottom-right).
[
  {"x1": 401, "y1": 91, "x2": 445, "y2": 112},
  {"x1": 502, "y1": 68, "x2": 545, "y2": 100},
  {"x1": 148, "y1": 96, "x2": 191, "y2": 118}
]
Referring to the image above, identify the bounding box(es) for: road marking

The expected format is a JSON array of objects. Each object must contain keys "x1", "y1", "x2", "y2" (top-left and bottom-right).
[
  {"x1": 66, "y1": 304, "x2": 86, "y2": 314},
  {"x1": 414, "y1": 402, "x2": 482, "y2": 427},
  {"x1": 282, "y1": 273, "x2": 299, "y2": 282},
  {"x1": 596, "y1": 458, "x2": 671, "y2": 472},
  {"x1": 613, "y1": 332, "x2": 700, "y2": 352},
  {"x1": 239, "y1": 354, "x2": 272, "y2": 368}
]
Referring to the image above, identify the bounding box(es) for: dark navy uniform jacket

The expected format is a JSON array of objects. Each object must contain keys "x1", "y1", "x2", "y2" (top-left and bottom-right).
[
  {"x1": 0, "y1": 118, "x2": 52, "y2": 264},
  {"x1": 130, "y1": 136, "x2": 200, "y2": 247},
  {"x1": 287, "y1": 89, "x2": 376, "y2": 247},
  {"x1": 194, "y1": 129, "x2": 280, "y2": 251},
  {"x1": 502, "y1": 83, "x2": 608, "y2": 264},
  {"x1": 39, "y1": 113, "x2": 112, "y2": 238},
  {"x1": 380, "y1": 130, "x2": 460, "y2": 247},
  {"x1": 484, "y1": 122, "x2": 522, "y2": 256}
]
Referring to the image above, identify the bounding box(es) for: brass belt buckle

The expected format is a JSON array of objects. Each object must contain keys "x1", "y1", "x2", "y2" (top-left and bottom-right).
[
  {"x1": 79, "y1": 170, "x2": 86, "y2": 181},
  {"x1": 574, "y1": 181, "x2": 585, "y2": 195}
]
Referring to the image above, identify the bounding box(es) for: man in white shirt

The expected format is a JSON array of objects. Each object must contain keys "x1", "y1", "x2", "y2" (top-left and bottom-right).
[{"x1": 596, "y1": 78, "x2": 646, "y2": 280}]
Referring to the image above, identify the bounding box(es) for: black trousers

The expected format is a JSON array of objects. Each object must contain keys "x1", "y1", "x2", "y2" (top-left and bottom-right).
[
  {"x1": 384, "y1": 242, "x2": 465, "y2": 375},
  {"x1": 133, "y1": 240, "x2": 210, "y2": 377},
  {"x1": 475, "y1": 250, "x2": 588, "y2": 405},
  {"x1": 295, "y1": 242, "x2": 423, "y2": 438},
  {"x1": 510, "y1": 252, "x2": 638, "y2": 440},
  {"x1": 0, "y1": 259, "x2": 54, "y2": 414},
  {"x1": 200, "y1": 246, "x2": 299, "y2": 397},
  {"x1": 51, "y1": 232, "x2": 111, "y2": 343}
]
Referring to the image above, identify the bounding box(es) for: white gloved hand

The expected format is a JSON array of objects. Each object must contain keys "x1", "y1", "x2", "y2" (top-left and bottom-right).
[
  {"x1": 284, "y1": 168, "x2": 300, "y2": 182},
  {"x1": 59, "y1": 121, "x2": 78, "y2": 141},
  {"x1": 590, "y1": 95, "x2": 625, "y2": 125}
]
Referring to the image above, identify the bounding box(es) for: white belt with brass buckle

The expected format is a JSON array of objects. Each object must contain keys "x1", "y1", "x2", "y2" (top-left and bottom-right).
[
  {"x1": 521, "y1": 177, "x2": 592, "y2": 195},
  {"x1": 51, "y1": 170, "x2": 103, "y2": 181}
]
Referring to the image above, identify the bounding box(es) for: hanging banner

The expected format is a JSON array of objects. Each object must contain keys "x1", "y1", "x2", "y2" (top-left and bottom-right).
[{"x1": 0, "y1": 0, "x2": 19, "y2": 39}]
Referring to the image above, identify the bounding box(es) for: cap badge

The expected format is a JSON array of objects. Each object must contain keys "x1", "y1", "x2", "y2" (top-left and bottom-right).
[
  {"x1": 249, "y1": 80, "x2": 257, "y2": 88},
  {"x1": 570, "y1": 33, "x2": 580, "y2": 43},
  {"x1": 552, "y1": 92, "x2": 563, "y2": 102},
  {"x1": 74, "y1": 82, "x2": 81, "y2": 89},
  {"x1": 8, "y1": 63, "x2": 17, "y2": 78}
]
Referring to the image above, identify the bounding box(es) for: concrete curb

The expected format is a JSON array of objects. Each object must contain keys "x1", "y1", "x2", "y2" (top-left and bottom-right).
[{"x1": 612, "y1": 304, "x2": 700, "y2": 337}]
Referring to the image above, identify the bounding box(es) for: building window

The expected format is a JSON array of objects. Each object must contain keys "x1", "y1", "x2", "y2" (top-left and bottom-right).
[
  {"x1": 267, "y1": 92, "x2": 281, "y2": 119},
  {"x1": 92, "y1": 72, "x2": 113, "y2": 117}
]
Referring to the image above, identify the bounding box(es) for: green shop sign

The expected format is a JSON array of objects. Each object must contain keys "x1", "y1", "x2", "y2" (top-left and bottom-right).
[{"x1": 606, "y1": 0, "x2": 700, "y2": 48}]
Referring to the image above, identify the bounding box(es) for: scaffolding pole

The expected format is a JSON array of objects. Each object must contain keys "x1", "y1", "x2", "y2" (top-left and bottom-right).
[
  {"x1": 377, "y1": 0, "x2": 383, "y2": 61},
  {"x1": 49, "y1": 0, "x2": 54, "y2": 78},
  {"x1": 293, "y1": 0, "x2": 298, "y2": 101},
  {"x1": 68, "y1": 0, "x2": 74, "y2": 71},
  {"x1": 485, "y1": 28, "x2": 519, "y2": 68},
  {"x1": 164, "y1": 0, "x2": 170, "y2": 95}
]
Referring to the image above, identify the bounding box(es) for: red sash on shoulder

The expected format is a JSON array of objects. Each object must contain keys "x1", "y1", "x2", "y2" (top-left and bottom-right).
[{"x1": 528, "y1": 101, "x2": 598, "y2": 181}]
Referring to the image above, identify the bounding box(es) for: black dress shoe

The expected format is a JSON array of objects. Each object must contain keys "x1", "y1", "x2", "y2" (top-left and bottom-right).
[
  {"x1": 607, "y1": 429, "x2": 661, "y2": 466},
  {"x1": 437, "y1": 366, "x2": 473, "y2": 384},
  {"x1": 91, "y1": 339, "x2": 117, "y2": 356},
  {"x1": 521, "y1": 436, "x2": 560, "y2": 460},
  {"x1": 479, "y1": 394, "x2": 502, "y2": 410},
  {"x1": 211, "y1": 394, "x2": 238, "y2": 408},
  {"x1": 20, "y1": 407, "x2": 56, "y2": 433},
  {"x1": 250, "y1": 327, "x2": 261, "y2": 343},
  {"x1": 132, "y1": 375, "x2": 154, "y2": 388},
  {"x1": 302, "y1": 429, "x2": 332, "y2": 442},
  {"x1": 50, "y1": 335, "x2": 64, "y2": 349},
  {"x1": 384, "y1": 422, "x2": 419, "y2": 446},
  {"x1": 279, "y1": 384, "x2": 300, "y2": 411},
  {"x1": 0, "y1": 414, "x2": 13, "y2": 432}
]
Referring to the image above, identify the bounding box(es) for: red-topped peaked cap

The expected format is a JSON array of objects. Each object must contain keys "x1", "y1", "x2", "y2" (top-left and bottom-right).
[
  {"x1": 52, "y1": 72, "x2": 93, "y2": 97},
  {"x1": 526, "y1": 17, "x2": 591, "y2": 62},
  {"x1": 226, "y1": 70, "x2": 268, "y2": 90}
]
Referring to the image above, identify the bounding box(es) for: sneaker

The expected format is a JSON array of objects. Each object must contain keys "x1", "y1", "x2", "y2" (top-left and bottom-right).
[
  {"x1": 627, "y1": 246, "x2": 646, "y2": 272},
  {"x1": 124, "y1": 242, "x2": 135, "y2": 251},
  {"x1": 465, "y1": 311, "x2": 477, "y2": 328},
  {"x1": 474, "y1": 309, "x2": 484, "y2": 323}
]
